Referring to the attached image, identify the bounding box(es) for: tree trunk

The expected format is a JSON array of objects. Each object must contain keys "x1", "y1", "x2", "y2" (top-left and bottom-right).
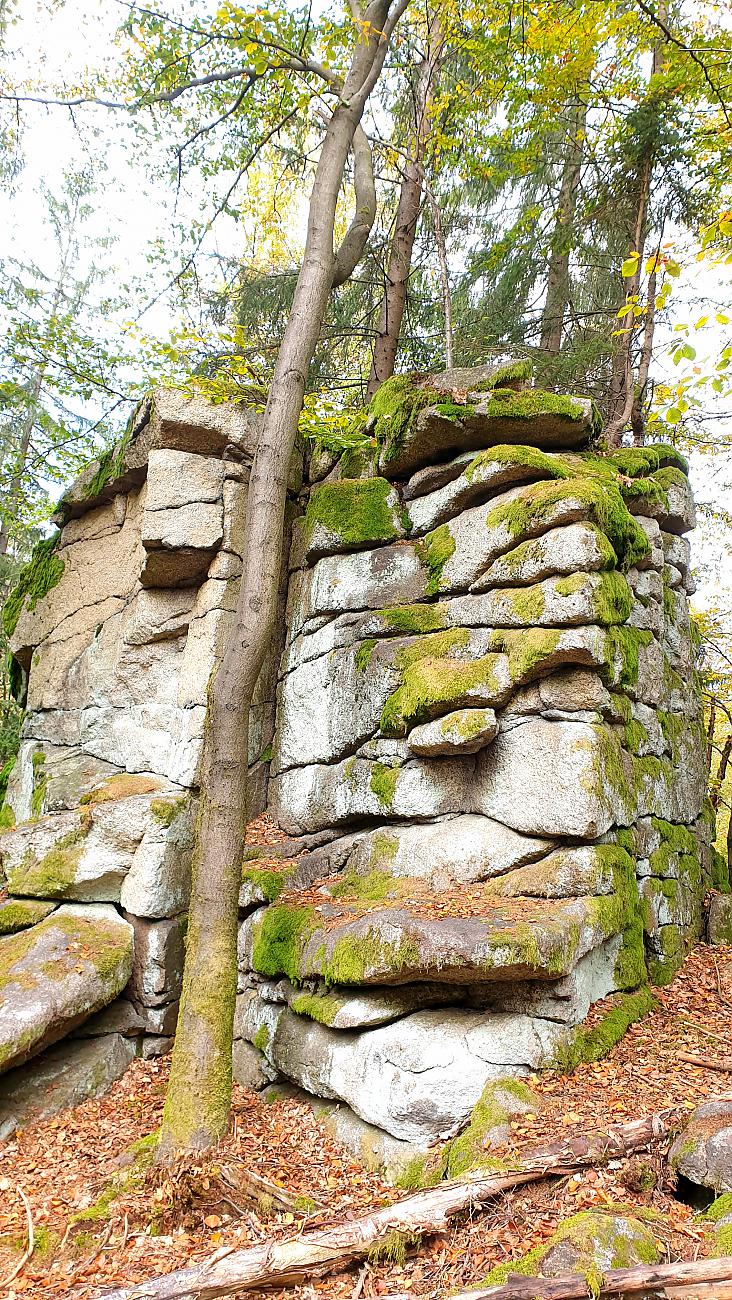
[
  {"x1": 366, "y1": 18, "x2": 443, "y2": 398},
  {"x1": 443, "y1": 1259, "x2": 732, "y2": 1299},
  {"x1": 425, "y1": 181, "x2": 454, "y2": 368},
  {"x1": 98, "y1": 1111, "x2": 673, "y2": 1297},
  {"x1": 156, "y1": 0, "x2": 406, "y2": 1162},
  {"x1": 539, "y1": 97, "x2": 587, "y2": 355},
  {"x1": 604, "y1": 152, "x2": 652, "y2": 449},
  {"x1": 605, "y1": 15, "x2": 666, "y2": 449}
]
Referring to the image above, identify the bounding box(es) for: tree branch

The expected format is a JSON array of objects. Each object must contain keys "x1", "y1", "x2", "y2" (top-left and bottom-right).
[{"x1": 332, "y1": 124, "x2": 377, "y2": 287}]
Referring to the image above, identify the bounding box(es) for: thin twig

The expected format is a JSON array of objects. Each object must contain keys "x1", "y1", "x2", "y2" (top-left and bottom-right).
[{"x1": 1, "y1": 1185, "x2": 34, "y2": 1287}]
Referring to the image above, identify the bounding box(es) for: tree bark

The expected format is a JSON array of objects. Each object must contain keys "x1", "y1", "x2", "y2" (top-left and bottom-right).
[
  {"x1": 366, "y1": 17, "x2": 443, "y2": 398},
  {"x1": 604, "y1": 152, "x2": 651, "y2": 449},
  {"x1": 156, "y1": 0, "x2": 408, "y2": 1162},
  {"x1": 540, "y1": 97, "x2": 587, "y2": 355},
  {"x1": 98, "y1": 1111, "x2": 673, "y2": 1297},
  {"x1": 441, "y1": 1259, "x2": 732, "y2": 1299},
  {"x1": 425, "y1": 181, "x2": 454, "y2": 368}
]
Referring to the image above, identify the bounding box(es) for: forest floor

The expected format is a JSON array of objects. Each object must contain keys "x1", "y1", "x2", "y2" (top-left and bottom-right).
[{"x1": 1, "y1": 943, "x2": 731, "y2": 1299}]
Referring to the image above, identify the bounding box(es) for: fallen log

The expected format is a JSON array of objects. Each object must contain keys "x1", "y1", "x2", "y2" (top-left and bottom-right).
[
  {"x1": 94, "y1": 1109, "x2": 673, "y2": 1300},
  {"x1": 678, "y1": 1050, "x2": 732, "y2": 1074},
  {"x1": 435, "y1": 1255, "x2": 732, "y2": 1298}
]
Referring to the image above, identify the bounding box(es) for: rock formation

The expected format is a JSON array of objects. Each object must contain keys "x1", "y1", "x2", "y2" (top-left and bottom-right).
[
  {"x1": 234, "y1": 362, "x2": 719, "y2": 1149},
  {"x1": 0, "y1": 363, "x2": 725, "y2": 1157},
  {"x1": 0, "y1": 389, "x2": 299, "y2": 1132}
]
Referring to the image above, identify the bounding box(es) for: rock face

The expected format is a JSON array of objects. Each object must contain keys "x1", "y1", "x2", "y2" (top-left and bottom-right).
[
  {"x1": 236, "y1": 367, "x2": 720, "y2": 1146},
  {"x1": 0, "y1": 365, "x2": 723, "y2": 1154},
  {"x1": 670, "y1": 1100, "x2": 732, "y2": 1194},
  {"x1": 0, "y1": 904, "x2": 133, "y2": 1072},
  {"x1": 0, "y1": 389, "x2": 300, "y2": 1114}
]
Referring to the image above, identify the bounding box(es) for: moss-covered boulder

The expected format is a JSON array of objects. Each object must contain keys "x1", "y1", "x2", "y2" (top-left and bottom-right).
[
  {"x1": 483, "y1": 1210, "x2": 660, "y2": 1289},
  {"x1": 0, "y1": 898, "x2": 56, "y2": 935},
  {"x1": 366, "y1": 370, "x2": 596, "y2": 478},
  {"x1": 669, "y1": 1100, "x2": 732, "y2": 1195},
  {"x1": 0, "y1": 903, "x2": 133, "y2": 1073},
  {"x1": 703, "y1": 1193, "x2": 732, "y2": 1257},
  {"x1": 241, "y1": 888, "x2": 626, "y2": 987}
]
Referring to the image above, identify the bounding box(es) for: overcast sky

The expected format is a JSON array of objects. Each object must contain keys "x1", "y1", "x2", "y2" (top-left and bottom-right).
[{"x1": 4, "y1": 0, "x2": 731, "y2": 609}]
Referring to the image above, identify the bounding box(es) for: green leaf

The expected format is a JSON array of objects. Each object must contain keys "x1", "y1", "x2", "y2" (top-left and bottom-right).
[{"x1": 621, "y1": 255, "x2": 639, "y2": 277}]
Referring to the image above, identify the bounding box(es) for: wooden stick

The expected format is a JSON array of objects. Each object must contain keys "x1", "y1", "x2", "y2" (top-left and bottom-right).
[
  {"x1": 440, "y1": 1256, "x2": 732, "y2": 1298},
  {"x1": 1, "y1": 1184, "x2": 34, "y2": 1287},
  {"x1": 93, "y1": 1110, "x2": 673, "y2": 1300},
  {"x1": 678, "y1": 1051, "x2": 732, "y2": 1074}
]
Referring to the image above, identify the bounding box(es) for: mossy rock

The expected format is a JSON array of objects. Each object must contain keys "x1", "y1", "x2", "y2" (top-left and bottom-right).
[
  {"x1": 3, "y1": 535, "x2": 64, "y2": 640},
  {"x1": 303, "y1": 477, "x2": 410, "y2": 556},
  {"x1": 443, "y1": 1078, "x2": 539, "y2": 1178},
  {"x1": 0, "y1": 904, "x2": 133, "y2": 1072},
  {"x1": 0, "y1": 898, "x2": 56, "y2": 935},
  {"x1": 483, "y1": 1209, "x2": 660, "y2": 1289}
]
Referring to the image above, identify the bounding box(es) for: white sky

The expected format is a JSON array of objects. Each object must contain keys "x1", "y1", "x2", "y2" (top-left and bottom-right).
[{"x1": 3, "y1": 0, "x2": 732, "y2": 614}]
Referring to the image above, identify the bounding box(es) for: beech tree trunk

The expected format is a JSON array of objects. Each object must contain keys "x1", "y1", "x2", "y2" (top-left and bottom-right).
[
  {"x1": 366, "y1": 17, "x2": 443, "y2": 398},
  {"x1": 425, "y1": 181, "x2": 454, "y2": 368},
  {"x1": 156, "y1": 0, "x2": 407, "y2": 1162},
  {"x1": 539, "y1": 98, "x2": 587, "y2": 355},
  {"x1": 99, "y1": 1111, "x2": 672, "y2": 1296}
]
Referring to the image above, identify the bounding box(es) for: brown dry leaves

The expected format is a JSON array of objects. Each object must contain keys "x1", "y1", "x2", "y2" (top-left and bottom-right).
[{"x1": 0, "y1": 933, "x2": 730, "y2": 1299}]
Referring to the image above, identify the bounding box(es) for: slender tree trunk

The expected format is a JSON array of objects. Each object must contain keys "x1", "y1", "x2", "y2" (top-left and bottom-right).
[
  {"x1": 0, "y1": 234, "x2": 74, "y2": 556},
  {"x1": 425, "y1": 181, "x2": 454, "y2": 368},
  {"x1": 156, "y1": 0, "x2": 407, "y2": 1162},
  {"x1": 366, "y1": 18, "x2": 443, "y2": 398},
  {"x1": 604, "y1": 152, "x2": 652, "y2": 449},
  {"x1": 631, "y1": 229, "x2": 663, "y2": 445},
  {"x1": 539, "y1": 97, "x2": 587, "y2": 355},
  {"x1": 605, "y1": 16, "x2": 666, "y2": 448}
]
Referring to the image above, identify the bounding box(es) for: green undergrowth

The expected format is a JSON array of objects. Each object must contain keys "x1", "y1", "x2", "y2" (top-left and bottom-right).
[
  {"x1": 304, "y1": 477, "x2": 408, "y2": 548},
  {"x1": 3, "y1": 535, "x2": 65, "y2": 638},
  {"x1": 551, "y1": 988, "x2": 655, "y2": 1074}
]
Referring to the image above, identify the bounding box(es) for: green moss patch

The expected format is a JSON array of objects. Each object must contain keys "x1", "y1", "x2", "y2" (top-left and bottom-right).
[
  {"x1": 330, "y1": 867, "x2": 395, "y2": 901},
  {"x1": 370, "y1": 763, "x2": 400, "y2": 808},
  {"x1": 444, "y1": 1079, "x2": 539, "y2": 1178},
  {"x1": 7, "y1": 827, "x2": 87, "y2": 898},
  {"x1": 380, "y1": 653, "x2": 502, "y2": 737},
  {"x1": 418, "y1": 523, "x2": 455, "y2": 596},
  {"x1": 241, "y1": 862, "x2": 295, "y2": 903},
  {"x1": 250, "y1": 904, "x2": 315, "y2": 983},
  {"x1": 3, "y1": 535, "x2": 64, "y2": 638},
  {"x1": 551, "y1": 988, "x2": 654, "y2": 1074},
  {"x1": 0, "y1": 898, "x2": 56, "y2": 934},
  {"x1": 486, "y1": 477, "x2": 649, "y2": 572},
  {"x1": 304, "y1": 477, "x2": 407, "y2": 549},
  {"x1": 465, "y1": 441, "x2": 570, "y2": 484}
]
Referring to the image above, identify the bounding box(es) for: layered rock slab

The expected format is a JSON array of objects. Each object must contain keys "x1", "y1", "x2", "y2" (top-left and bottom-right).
[{"x1": 0, "y1": 904, "x2": 133, "y2": 1073}]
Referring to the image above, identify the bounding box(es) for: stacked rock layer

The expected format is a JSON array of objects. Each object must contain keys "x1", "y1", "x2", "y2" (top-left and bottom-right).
[
  {"x1": 0, "y1": 390, "x2": 299, "y2": 1131},
  {"x1": 235, "y1": 363, "x2": 719, "y2": 1148}
]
